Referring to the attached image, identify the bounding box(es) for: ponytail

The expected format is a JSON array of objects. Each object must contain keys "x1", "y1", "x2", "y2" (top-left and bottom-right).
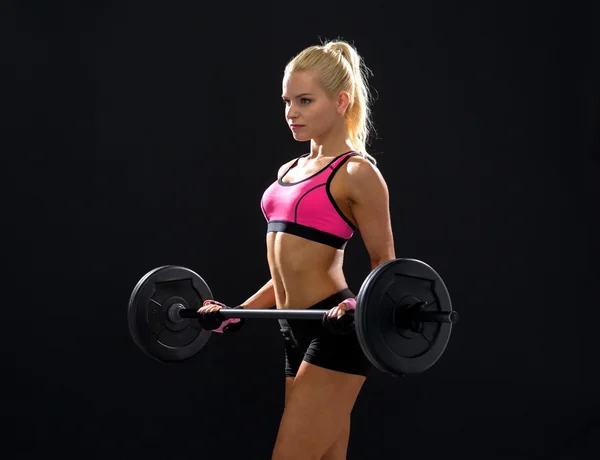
[{"x1": 323, "y1": 41, "x2": 376, "y2": 164}]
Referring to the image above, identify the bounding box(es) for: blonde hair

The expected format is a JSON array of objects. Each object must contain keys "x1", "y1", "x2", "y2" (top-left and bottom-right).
[{"x1": 284, "y1": 39, "x2": 377, "y2": 164}]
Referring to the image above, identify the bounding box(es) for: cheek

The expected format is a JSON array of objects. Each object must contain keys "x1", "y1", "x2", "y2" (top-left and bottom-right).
[
  {"x1": 309, "y1": 104, "x2": 336, "y2": 128},
  {"x1": 307, "y1": 103, "x2": 328, "y2": 123}
]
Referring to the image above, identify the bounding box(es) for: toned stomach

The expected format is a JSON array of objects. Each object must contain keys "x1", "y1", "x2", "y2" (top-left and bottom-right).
[{"x1": 266, "y1": 232, "x2": 350, "y2": 310}]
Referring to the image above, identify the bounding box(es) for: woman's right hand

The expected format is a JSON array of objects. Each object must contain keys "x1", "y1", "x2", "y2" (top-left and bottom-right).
[
  {"x1": 197, "y1": 299, "x2": 227, "y2": 314},
  {"x1": 196, "y1": 300, "x2": 227, "y2": 331},
  {"x1": 197, "y1": 300, "x2": 243, "y2": 333}
]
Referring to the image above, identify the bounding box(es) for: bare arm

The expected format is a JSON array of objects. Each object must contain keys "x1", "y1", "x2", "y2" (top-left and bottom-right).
[
  {"x1": 239, "y1": 279, "x2": 275, "y2": 309},
  {"x1": 346, "y1": 158, "x2": 396, "y2": 269},
  {"x1": 326, "y1": 159, "x2": 397, "y2": 317}
]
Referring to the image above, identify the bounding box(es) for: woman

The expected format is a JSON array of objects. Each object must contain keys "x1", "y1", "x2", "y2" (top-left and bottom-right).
[{"x1": 198, "y1": 39, "x2": 395, "y2": 460}]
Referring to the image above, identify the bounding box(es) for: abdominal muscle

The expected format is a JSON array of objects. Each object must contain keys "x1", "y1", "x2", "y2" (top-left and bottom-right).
[{"x1": 266, "y1": 232, "x2": 350, "y2": 310}]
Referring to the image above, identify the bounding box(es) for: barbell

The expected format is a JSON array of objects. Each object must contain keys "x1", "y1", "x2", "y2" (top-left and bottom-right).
[{"x1": 127, "y1": 258, "x2": 458, "y2": 376}]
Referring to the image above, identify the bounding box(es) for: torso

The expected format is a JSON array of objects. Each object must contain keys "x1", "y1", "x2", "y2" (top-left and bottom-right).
[{"x1": 266, "y1": 154, "x2": 359, "y2": 310}]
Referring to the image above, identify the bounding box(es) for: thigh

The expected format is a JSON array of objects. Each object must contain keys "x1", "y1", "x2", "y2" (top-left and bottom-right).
[
  {"x1": 280, "y1": 319, "x2": 306, "y2": 378},
  {"x1": 272, "y1": 361, "x2": 366, "y2": 460},
  {"x1": 285, "y1": 376, "x2": 294, "y2": 407},
  {"x1": 287, "y1": 289, "x2": 373, "y2": 377},
  {"x1": 304, "y1": 327, "x2": 373, "y2": 377}
]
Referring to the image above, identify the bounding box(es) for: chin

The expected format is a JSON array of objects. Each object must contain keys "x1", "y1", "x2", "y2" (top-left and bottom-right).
[{"x1": 292, "y1": 132, "x2": 311, "y2": 142}]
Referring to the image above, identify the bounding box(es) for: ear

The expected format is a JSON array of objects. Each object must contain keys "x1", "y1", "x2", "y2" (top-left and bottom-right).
[{"x1": 336, "y1": 91, "x2": 351, "y2": 115}]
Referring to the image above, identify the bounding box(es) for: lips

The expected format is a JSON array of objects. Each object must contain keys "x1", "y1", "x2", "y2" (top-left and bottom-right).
[{"x1": 290, "y1": 124, "x2": 305, "y2": 129}]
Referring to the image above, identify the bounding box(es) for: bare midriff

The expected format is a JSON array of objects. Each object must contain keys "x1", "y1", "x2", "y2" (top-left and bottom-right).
[
  {"x1": 266, "y1": 232, "x2": 350, "y2": 310},
  {"x1": 263, "y1": 153, "x2": 360, "y2": 310}
]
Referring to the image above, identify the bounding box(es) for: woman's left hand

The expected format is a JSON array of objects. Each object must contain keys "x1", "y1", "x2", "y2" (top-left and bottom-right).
[
  {"x1": 326, "y1": 298, "x2": 356, "y2": 319},
  {"x1": 323, "y1": 298, "x2": 357, "y2": 335},
  {"x1": 326, "y1": 302, "x2": 350, "y2": 319}
]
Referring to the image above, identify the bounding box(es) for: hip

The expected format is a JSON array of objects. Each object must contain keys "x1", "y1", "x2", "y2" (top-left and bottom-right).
[{"x1": 278, "y1": 288, "x2": 355, "y2": 335}]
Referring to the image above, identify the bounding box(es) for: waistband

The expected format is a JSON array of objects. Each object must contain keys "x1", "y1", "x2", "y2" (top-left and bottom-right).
[
  {"x1": 278, "y1": 288, "x2": 354, "y2": 329},
  {"x1": 305, "y1": 288, "x2": 355, "y2": 310}
]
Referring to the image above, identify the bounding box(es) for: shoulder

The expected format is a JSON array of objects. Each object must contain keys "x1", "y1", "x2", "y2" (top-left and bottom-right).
[
  {"x1": 343, "y1": 154, "x2": 386, "y2": 184},
  {"x1": 341, "y1": 155, "x2": 388, "y2": 202}
]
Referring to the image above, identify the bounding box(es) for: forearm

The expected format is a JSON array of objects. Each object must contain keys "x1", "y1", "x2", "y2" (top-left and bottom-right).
[
  {"x1": 370, "y1": 256, "x2": 395, "y2": 272},
  {"x1": 239, "y1": 279, "x2": 275, "y2": 309}
]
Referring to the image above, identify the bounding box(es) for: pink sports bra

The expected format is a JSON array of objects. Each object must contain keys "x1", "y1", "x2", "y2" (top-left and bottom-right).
[{"x1": 260, "y1": 151, "x2": 358, "y2": 249}]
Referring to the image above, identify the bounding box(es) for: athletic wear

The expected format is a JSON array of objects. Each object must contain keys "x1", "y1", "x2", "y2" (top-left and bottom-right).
[
  {"x1": 262, "y1": 152, "x2": 370, "y2": 376},
  {"x1": 261, "y1": 151, "x2": 358, "y2": 249},
  {"x1": 279, "y1": 289, "x2": 373, "y2": 377},
  {"x1": 321, "y1": 297, "x2": 356, "y2": 335},
  {"x1": 197, "y1": 302, "x2": 245, "y2": 333}
]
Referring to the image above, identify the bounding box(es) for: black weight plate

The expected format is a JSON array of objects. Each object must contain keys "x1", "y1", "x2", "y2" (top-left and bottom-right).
[
  {"x1": 355, "y1": 259, "x2": 453, "y2": 376},
  {"x1": 127, "y1": 266, "x2": 213, "y2": 363}
]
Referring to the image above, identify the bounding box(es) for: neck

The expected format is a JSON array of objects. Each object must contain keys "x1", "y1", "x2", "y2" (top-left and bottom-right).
[{"x1": 309, "y1": 124, "x2": 355, "y2": 159}]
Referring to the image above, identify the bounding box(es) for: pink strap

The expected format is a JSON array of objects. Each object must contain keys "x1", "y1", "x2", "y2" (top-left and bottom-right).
[
  {"x1": 341, "y1": 298, "x2": 356, "y2": 311},
  {"x1": 203, "y1": 299, "x2": 227, "y2": 308}
]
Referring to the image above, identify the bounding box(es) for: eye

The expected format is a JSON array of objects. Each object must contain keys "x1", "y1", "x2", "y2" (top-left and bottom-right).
[{"x1": 281, "y1": 98, "x2": 311, "y2": 106}]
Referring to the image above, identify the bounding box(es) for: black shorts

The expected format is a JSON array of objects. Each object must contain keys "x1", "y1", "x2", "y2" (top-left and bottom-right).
[{"x1": 279, "y1": 288, "x2": 373, "y2": 378}]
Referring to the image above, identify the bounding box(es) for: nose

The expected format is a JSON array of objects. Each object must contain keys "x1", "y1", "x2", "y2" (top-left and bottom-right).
[{"x1": 286, "y1": 102, "x2": 299, "y2": 121}]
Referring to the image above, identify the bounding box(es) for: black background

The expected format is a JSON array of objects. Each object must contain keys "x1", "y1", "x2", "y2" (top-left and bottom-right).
[{"x1": 10, "y1": 1, "x2": 600, "y2": 459}]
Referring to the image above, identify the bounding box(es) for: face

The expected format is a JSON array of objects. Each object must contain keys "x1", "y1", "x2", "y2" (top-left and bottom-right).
[{"x1": 281, "y1": 70, "x2": 349, "y2": 142}]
